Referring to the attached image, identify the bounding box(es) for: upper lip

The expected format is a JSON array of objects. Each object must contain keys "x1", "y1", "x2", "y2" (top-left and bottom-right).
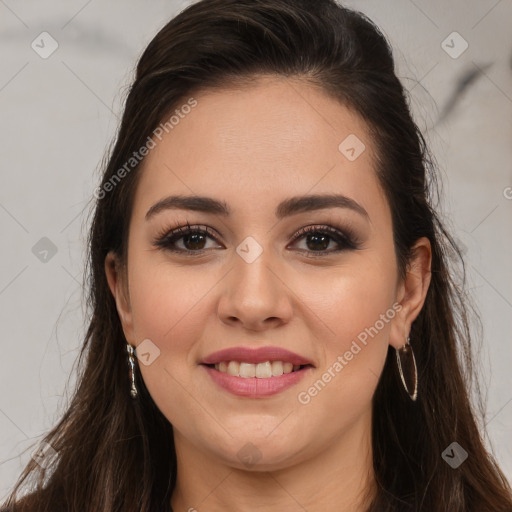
[{"x1": 201, "y1": 346, "x2": 314, "y2": 366}]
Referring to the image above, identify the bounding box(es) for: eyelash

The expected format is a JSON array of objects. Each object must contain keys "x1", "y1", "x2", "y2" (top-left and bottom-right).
[{"x1": 152, "y1": 221, "x2": 361, "y2": 257}]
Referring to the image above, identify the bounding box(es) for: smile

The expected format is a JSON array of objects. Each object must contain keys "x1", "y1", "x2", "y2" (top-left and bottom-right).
[
  {"x1": 211, "y1": 360, "x2": 310, "y2": 378},
  {"x1": 201, "y1": 362, "x2": 313, "y2": 397}
]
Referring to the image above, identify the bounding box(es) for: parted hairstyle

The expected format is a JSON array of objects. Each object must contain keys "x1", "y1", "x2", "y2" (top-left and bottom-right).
[{"x1": 3, "y1": 1, "x2": 512, "y2": 511}]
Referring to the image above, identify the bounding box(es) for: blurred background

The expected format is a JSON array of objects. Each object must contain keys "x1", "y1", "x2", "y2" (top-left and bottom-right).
[{"x1": 1, "y1": 0, "x2": 511, "y2": 498}]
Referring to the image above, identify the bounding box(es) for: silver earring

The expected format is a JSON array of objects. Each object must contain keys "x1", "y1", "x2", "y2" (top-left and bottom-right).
[
  {"x1": 395, "y1": 336, "x2": 418, "y2": 401},
  {"x1": 126, "y1": 343, "x2": 138, "y2": 399}
]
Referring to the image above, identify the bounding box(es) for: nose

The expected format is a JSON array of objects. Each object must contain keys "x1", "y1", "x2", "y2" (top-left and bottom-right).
[{"x1": 217, "y1": 247, "x2": 294, "y2": 332}]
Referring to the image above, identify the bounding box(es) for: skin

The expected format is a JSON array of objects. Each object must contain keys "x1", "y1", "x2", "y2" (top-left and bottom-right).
[{"x1": 105, "y1": 75, "x2": 431, "y2": 512}]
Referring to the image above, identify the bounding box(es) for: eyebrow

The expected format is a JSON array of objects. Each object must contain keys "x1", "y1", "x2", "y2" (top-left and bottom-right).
[{"x1": 145, "y1": 193, "x2": 369, "y2": 221}]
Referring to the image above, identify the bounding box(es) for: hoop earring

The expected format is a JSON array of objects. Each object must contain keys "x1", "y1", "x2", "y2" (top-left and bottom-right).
[
  {"x1": 126, "y1": 343, "x2": 138, "y2": 399},
  {"x1": 395, "y1": 336, "x2": 418, "y2": 401}
]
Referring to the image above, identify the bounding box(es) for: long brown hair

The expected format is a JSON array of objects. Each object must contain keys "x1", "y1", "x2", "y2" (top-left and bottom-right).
[{"x1": 3, "y1": 1, "x2": 512, "y2": 510}]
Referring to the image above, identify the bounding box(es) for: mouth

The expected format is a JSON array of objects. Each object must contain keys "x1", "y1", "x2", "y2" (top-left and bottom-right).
[
  {"x1": 199, "y1": 346, "x2": 315, "y2": 396},
  {"x1": 202, "y1": 361, "x2": 314, "y2": 378},
  {"x1": 200, "y1": 360, "x2": 314, "y2": 397}
]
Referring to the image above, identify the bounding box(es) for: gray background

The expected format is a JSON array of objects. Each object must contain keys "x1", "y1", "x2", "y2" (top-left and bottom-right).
[{"x1": 1, "y1": 0, "x2": 511, "y2": 498}]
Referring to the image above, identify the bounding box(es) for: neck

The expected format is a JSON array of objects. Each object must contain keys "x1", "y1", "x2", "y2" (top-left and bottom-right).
[{"x1": 170, "y1": 412, "x2": 375, "y2": 512}]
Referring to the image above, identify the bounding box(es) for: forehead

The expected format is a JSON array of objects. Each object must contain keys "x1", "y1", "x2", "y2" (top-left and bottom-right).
[{"x1": 132, "y1": 76, "x2": 388, "y2": 223}]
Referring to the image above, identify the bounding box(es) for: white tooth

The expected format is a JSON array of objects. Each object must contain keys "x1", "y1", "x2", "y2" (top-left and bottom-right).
[
  {"x1": 219, "y1": 360, "x2": 297, "y2": 377},
  {"x1": 239, "y1": 362, "x2": 256, "y2": 378},
  {"x1": 283, "y1": 362, "x2": 293, "y2": 374},
  {"x1": 256, "y1": 361, "x2": 272, "y2": 378},
  {"x1": 271, "y1": 361, "x2": 284, "y2": 376},
  {"x1": 227, "y1": 361, "x2": 240, "y2": 376}
]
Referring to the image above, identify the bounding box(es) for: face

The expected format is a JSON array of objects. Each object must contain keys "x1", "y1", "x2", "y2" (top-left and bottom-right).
[{"x1": 106, "y1": 75, "x2": 429, "y2": 472}]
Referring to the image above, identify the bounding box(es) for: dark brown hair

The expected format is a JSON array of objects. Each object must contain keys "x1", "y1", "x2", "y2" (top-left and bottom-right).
[{"x1": 3, "y1": 1, "x2": 512, "y2": 511}]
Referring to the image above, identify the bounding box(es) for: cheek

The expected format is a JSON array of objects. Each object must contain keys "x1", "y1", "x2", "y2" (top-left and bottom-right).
[
  {"x1": 302, "y1": 256, "x2": 397, "y2": 347},
  {"x1": 128, "y1": 260, "x2": 212, "y2": 354},
  {"x1": 295, "y1": 254, "x2": 397, "y2": 405},
  {"x1": 126, "y1": 259, "x2": 216, "y2": 424}
]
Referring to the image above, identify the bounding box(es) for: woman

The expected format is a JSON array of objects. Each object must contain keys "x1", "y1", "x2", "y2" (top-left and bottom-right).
[{"x1": 3, "y1": 0, "x2": 512, "y2": 510}]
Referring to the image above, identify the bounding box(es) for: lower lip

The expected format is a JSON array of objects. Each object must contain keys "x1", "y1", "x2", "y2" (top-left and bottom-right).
[{"x1": 201, "y1": 364, "x2": 312, "y2": 397}]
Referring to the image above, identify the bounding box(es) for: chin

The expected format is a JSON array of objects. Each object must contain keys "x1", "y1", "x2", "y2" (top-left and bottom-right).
[{"x1": 204, "y1": 433, "x2": 310, "y2": 472}]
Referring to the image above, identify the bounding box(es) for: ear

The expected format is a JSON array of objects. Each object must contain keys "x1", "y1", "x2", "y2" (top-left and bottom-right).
[
  {"x1": 105, "y1": 251, "x2": 136, "y2": 345},
  {"x1": 389, "y1": 237, "x2": 432, "y2": 349}
]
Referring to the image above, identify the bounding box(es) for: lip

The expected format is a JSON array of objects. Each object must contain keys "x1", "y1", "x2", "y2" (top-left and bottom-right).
[
  {"x1": 201, "y1": 364, "x2": 313, "y2": 397},
  {"x1": 200, "y1": 346, "x2": 314, "y2": 366}
]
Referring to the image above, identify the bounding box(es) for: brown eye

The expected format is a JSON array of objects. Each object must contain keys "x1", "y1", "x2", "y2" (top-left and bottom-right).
[
  {"x1": 153, "y1": 222, "x2": 360, "y2": 257},
  {"x1": 178, "y1": 231, "x2": 208, "y2": 251},
  {"x1": 154, "y1": 224, "x2": 222, "y2": 254},
  {"x1": 289, "y1": 225, "x2": 359, "y2": 256}
]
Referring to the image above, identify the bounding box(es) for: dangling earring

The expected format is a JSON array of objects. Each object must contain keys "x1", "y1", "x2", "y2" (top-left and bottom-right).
[
  {"x1": 126, "y1": 343, "x2": 138, "y2": 399},
  {"x1": 395, "y1": 336, "x2": 418, "y2": 401}
]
